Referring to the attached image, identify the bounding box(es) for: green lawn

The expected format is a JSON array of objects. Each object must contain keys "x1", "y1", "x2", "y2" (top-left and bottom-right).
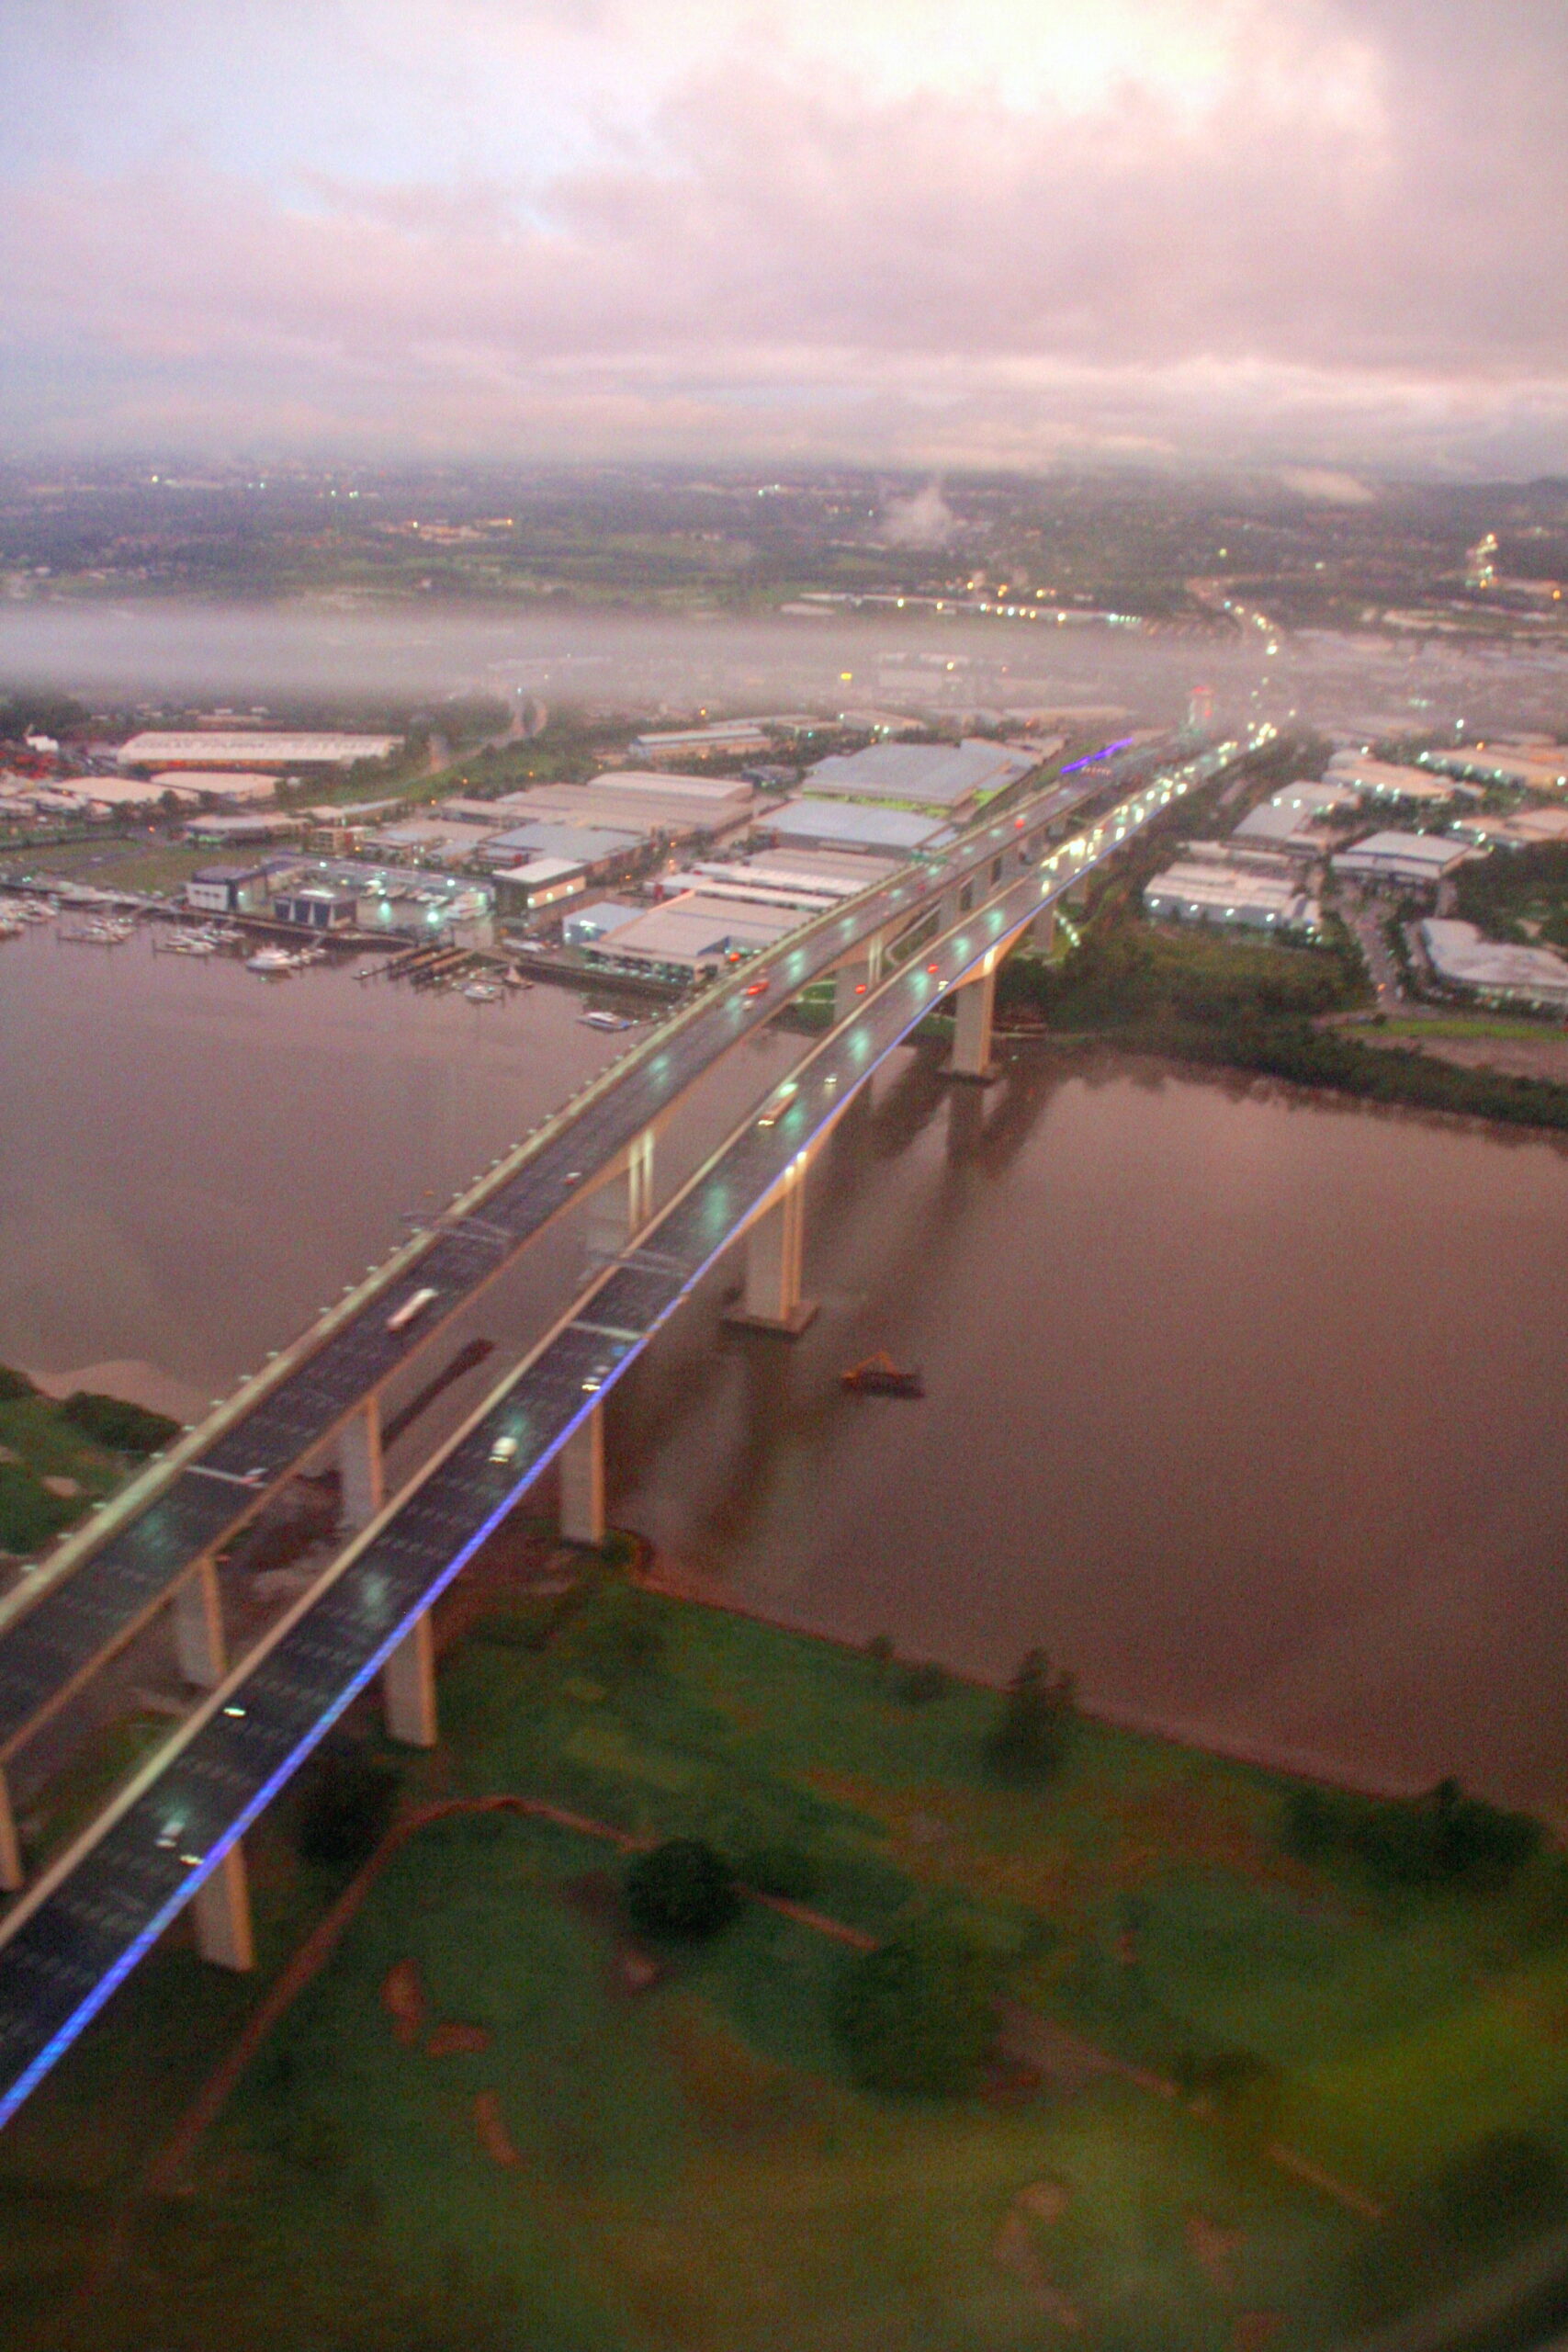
[
  {"x1": 8, "y1": 1577, "x2": 1568, "y2": 2350},
  {"x1": 9, "y1": 838, "x2": 217, "y2": 897},
  {"x1": 0, "y1": 1390, "x2": 130, "y2": 1555}
]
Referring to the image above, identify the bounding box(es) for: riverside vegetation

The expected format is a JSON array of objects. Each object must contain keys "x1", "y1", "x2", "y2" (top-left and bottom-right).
[
  {"x1": 11, "y1": 1562, "x2": 1568, "y2": 2352},
  {"x1": 0, "y1": 1365, "x2": 178, "y2": 1557},
  {"x1": 998, "y1": 898, "x2": 1568, "y2": 1133}
]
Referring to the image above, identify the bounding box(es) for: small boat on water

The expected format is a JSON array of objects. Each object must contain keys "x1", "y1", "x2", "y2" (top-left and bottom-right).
[
  {"x1": 841, "y1": 1352, "x2": 925, "y2": 1399},
  {"x1": 245, "y1": 947, "x2": 297, "y2": 975},
  {"x1": 502, "y1": 966, "x2": 534, "y2": 990},
  {"x1": 581, "y1": 1010, "x2": 632, "y2": 1032},
  {"x1": 463, "y1": 982, "x2": 502, "y2": 1003}
]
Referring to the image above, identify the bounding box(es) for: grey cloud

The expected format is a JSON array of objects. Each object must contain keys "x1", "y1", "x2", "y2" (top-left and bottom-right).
[{"x1": 2, "y1": 2, "x2": 1567, "y2": 469}]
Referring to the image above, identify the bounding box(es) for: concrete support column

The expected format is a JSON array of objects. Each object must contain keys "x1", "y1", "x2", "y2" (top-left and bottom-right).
[
  {"x1": 0, "y1": 1769, "x2": 23, "y2": 1893},
  {"x1": 586, "y1": 1126, "x2": 656, "y2": 1262},
  {"x1": 728, "y1": 1162, "x2": 816, "y2": 1335},
  {"x1": 339, "y1": 1397, "x2": 384, "y2": 1532},
  {"x1": 832, "y1": 934, "x2": 885, "y2": 1023},
  {"x1": 948, "y1": 966, "x2": 998, "y2": 1083},
  {"x1": 559, "y1": 1404, "x2": 606, "y2": 1546},
  {"x1": 1029, "y1": 905, "x2": 1057, "y2": 956},
  {"x1": 383, "y1": 1611, "x2": 437, "y2": 1747},
  {"x1": 172, "y1": 1555, "x2": 227, "y2": 1690},
  {"x1": 192, "y1": 1844, "x2": 254, "y2": 1972}
]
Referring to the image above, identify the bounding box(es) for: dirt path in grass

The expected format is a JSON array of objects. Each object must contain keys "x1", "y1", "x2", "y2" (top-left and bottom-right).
[{"x1": 134, "y1": 1791, "x2": 1382, "y2": 2238}]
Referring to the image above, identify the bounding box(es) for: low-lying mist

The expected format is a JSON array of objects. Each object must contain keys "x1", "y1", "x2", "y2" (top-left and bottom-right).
[{"x1": 0, "y1": 603, "x2": 1268, "y2": 726}]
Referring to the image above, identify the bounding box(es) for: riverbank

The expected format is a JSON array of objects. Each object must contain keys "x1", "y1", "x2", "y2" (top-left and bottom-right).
[
  {"x1": 16, "y1": 1566, "x2": 1568, "y2": 2352},
  {"x1": 995, "y1": 920, "x2": 1568, "y2": 1135},
  {"x1": 0, "y1": 1365, "x2": 177, "y2": 1561}
]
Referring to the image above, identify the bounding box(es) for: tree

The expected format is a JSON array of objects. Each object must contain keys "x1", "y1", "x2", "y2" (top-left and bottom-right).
[
  {"x1": 624, "y1": 1838, "x2": 739, "y2": 1941},
  {"x1": 61, "y1": 1390, "x2": 180, "y2": 1455},
  {"x1": 985, "y1": 1648, "x2": 1075, "y2": 1785},
  {"x1": 832, "y1": 1917, "x2": 997, "y2": 2096}
]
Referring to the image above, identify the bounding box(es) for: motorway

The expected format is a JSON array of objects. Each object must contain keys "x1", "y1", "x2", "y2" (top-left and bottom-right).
[
  {"x1": 0, "y1": 752, "x2": 1156, "y2": 1770},
  {"x1": 0, "y1": 736, "x2": 1240, "y2": 2127}
]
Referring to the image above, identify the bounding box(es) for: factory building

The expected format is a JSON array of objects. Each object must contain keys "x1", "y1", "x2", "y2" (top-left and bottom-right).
[
  {"x1": 801, "y1": 738, "x2": 1035, "y2": 815},
  {"x1": 479, "y1": 821, "x2": 644, "y2": 878},
  {"x1": 581, "y1": 890, "x2": 800, "y2": 983},
  {"x1": 561, "y1": 899, "x2": 645, "y2": 951},
  {"x1": 1331, "y1": 832, "x2": 1473, "y2": 891},
  {"x1": 1421, "y1": 920, "x2": 1568, "y2": 1011},
  {"x1": 185, "y1": 865, "x2": 273, "y2": 914},
  {"x1": 1417, "y1": 744, "x2": 1568, "y2": 792},
  {"x1": 118, "y1": 731, "x2": 401, "y2": 774},
  {"x1": 271, "y1": 885, "x2": 360, "y2": 931},
  {"x1": 1326, "y1": 755, "x2": 1471, "y2": 806},
  {"x1": 762, "y1": 799, "x2": 949, "y2": 856},
  {"x1": 1144, "y1": 858, "x2": 1320, "y2": 934},
  {"x1": 492, "y1": 856, "x2": 590, "y2": 916},
  {"x1": 1233, "y1": 781, "x2": 1360, "y2": 857}
]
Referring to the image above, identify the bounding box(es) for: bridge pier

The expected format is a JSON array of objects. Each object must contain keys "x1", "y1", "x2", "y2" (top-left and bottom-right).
[
  {"x1": 172, "y1": 1555, "x2": 226, "y2": 1689},
  {"x1": 0, "y1": 1770, "x2": 23, "y2": 1893},
  {"x1": 728, "y1": 1162, "x2": 816, "y2": 1335},
  {"x1": 1029, "y1": 905, "x2": 1057, "y2": 956},
  {"x1": 338, "y1": 1397, "x2": 385, "y2": 1532},
  {"x1": 586, "y1": 1127, "x2": 656, "y2": 1262},
  {"x1": 947, "y1": 965, "x2": 999, "y2": 1083},
  {"x1": 383, "y1": 1613, "x2": 438, "y2": 1747},
  {"x1": 192, "y1": 1844, "x2": 254, "y2": 1972},
  {"x1": 558, "y1": 1404, "x2": 606, "y2": 1545}
]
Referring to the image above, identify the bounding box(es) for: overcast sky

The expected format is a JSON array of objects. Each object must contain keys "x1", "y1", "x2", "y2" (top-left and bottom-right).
[{"x1": 3, "y1": 0, "x2": 1565, "y2": 477}]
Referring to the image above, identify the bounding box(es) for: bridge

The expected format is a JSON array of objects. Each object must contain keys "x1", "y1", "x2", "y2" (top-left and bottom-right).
[{"x1": 0, "y1": 728, "x2": 1250, "y2": 2126}]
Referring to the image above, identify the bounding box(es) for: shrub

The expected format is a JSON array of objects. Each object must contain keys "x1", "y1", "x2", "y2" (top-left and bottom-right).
[
  {"x1": 0, "y1": 1463, "x2": 75, "y2": 1555},
  {"x1": 864, "y1": 1633, "x2": 896, "y2": 1672},
  {"x1": 897, "y1": 1660, "x2": 949, "y2": 1707},
  {"x1": 60, "y1": 1390, "x2": 180, "y2": 1454},
  {"x1": 833, "y1": 1917, "x2": 998, "y2": 2096},
  {"x1": 986, "y1": 1648, "x2": 1076, "y2": 1785},
  {"x1": 1281, "y1": 1778, "x2": 1544, "y2": 1894},
  {"x1": 296, "y1": 1752, "x2": 399, "y2": 1871},
  {"x1": 624, "y1": 1838, "x2": 739, "y2": 1941},
  {"x1": 0, "y1": 1366, "x2": 35, "y2": 1404}
]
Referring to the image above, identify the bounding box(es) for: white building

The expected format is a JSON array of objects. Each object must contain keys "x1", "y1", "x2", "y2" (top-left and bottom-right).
[
  {"x1": 1144, "y1": 858, "x2": 1320, "y2": 933},
  {"x1": 1417, "y1": 745, "x2": 1568, "y2": 793},
  {"x1": 117, "y1": 731, "x2": 401, "y2": 773},
  {"x1": 802, "y1": 738, "x2": 1036, "y2": 813},
  {"x1": 1326, "y1": 755, "x2": 1469, "y2": 805},
  {"x1": 1234, "y1": 781, "x2": 1360, "y2": 856},
  {"x1": 1331, "y1": 831, "x2": 1473, "y2": 889},
  {"x1": 1421, "y1": 920, "x2": 1568, "y2": 1010}
]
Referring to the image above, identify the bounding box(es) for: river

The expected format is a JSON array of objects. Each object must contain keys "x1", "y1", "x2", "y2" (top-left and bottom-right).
[{"x1": 2, "y1": 922, "x2": 1564, "y2": 1817}]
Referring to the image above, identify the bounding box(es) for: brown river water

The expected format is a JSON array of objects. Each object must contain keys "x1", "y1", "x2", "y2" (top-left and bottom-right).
[{"x1": 3, "y1": 922, "x2": 1565, "y2": 1817}]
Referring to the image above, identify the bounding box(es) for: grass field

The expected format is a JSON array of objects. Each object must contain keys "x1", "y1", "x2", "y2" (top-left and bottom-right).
[
  {"x1": 7, "y1": 1574, "x2": 1568, "y2": 2350},
  {"x1": 6, "y1": 837, "x2": 217, "y2": 897},
  {"x1": 0, "y1": 1387, "x2": 135, "y2": 1556}
]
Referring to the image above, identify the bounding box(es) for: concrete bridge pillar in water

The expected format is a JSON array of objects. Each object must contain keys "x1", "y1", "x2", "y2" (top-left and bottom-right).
[
  {"x1": 728, "y1": 1159, "x2": 816, "y2": 1336},
  {"x1": 948, "y1": 961, "x2": 999, "y2": 1083}
]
